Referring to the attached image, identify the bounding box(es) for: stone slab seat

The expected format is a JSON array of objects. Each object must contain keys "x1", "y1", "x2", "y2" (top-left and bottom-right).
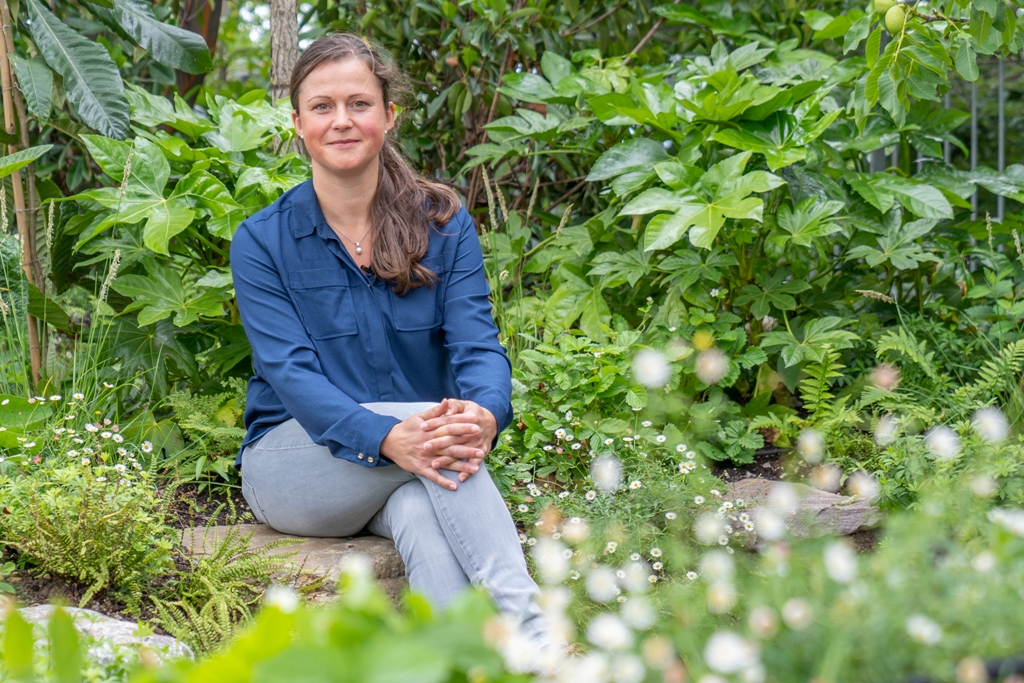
[{"x1": 180, "y1": 524, "x2": 408, "y2": 601}]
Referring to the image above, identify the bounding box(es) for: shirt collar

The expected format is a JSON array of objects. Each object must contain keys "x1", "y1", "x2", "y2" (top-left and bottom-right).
[{"x1": 288, "y1": 180, "x2": 325, "y2": 239}]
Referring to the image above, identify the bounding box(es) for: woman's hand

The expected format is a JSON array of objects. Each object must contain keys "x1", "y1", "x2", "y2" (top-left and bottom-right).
[
  {"x1": 379, "y1": 401, "x2": 482, "y2": 490},
  {"x1": 420, "y1": 399, "x2": 497, "y2": 483}
]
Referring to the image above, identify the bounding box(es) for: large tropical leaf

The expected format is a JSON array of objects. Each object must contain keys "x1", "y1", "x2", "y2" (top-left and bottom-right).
[
  {"x1": 25, "y1": 0, "x2": 129, "y2": 139},
  {"x1": 9, "y1": 55, "x2": 53, "y2": 122},
  {"x1": 0, "y1": 145, "x2": 53, "y2": 178},
  {"x1": 106, "y1": 0, "x2": 213, "y2": 74}
]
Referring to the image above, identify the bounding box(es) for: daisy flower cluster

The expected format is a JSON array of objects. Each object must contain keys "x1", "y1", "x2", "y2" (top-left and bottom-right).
[{"x1": 0, "y1": 391, "x2": 153, "y2": 487}]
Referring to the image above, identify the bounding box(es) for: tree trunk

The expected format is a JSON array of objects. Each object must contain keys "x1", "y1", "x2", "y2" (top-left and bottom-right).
[
  {"x1": 176, "y1": 0, "x2": 224, "y2": 102},
  {"x1": 271, "y1": 0, "x2": 299, "y2": 105}
]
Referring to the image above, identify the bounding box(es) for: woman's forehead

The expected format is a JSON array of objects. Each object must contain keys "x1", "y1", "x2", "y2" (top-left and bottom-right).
[{"x1": 302, "y1": 58, "x2": 382, "y2": 99}]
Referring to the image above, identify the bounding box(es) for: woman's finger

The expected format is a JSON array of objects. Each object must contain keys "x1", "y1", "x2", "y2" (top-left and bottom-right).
[
  {"x1": 429, "y1": 445, "x2": 485, "y2": 464},
  {"x1": 415, "y1": 400, "x2": 449, "y2": 423},
  {"x1": 420, "y1": 412, "x2": 478, "y2": 432},
  {"x1": 418, "y1": 463, "x2": 458, "y2": 491},
  {"x1": 435, "y1": 458, "x2": 480, "y2": 474},
  {"x1": 422, "y1": 422, "x2": 481, "y2": 441}
]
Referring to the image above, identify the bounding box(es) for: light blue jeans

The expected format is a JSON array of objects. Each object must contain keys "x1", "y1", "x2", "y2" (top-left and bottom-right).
[{"x1": 240, "y1": 402, "x2": 547, "y2": 642}]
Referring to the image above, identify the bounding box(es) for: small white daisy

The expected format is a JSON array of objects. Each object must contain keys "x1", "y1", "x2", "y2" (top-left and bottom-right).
[
  {"x1": 114, "y1": 464, "x2": 126, "y2": 474},
  {"x1": 629, "y1": 480, "x2": 642, "y2": 490},
  {"x1": 630, "y1": 553, "x2": 641, "y2": 561},
  {"x1": 571, "y1": 443, "x2": 582, "y2": 450},
  {"x1": 604, "y1": 438, "x2": 614, "y2": 445},
  {"x1": 527, "y1": 538, "x2": 536, "y2": 546},
  {"x1": 665, "y1": 512, "x2": 677, "y2": 520},
  {"x1": 543, "y1": 445, "x2": 553, "y2": 451},
  {"x1": 72, "y1": 392, "x2": 84, "y2": 400},
  {"x1": 518, "y1": 534, "x2": 527, "y2": 544},
  {"x1": 100, "y1": 431, "x2": 112, "y2": 439},
  {"x1": 648, "y1": 575, "x2": 658, "y2": 584},
  {"x1": 559, "y1": 491, "x2": 570, "y2": 498},
  {"x1": 112, "y1": 434, "x2": 123, "y2": 443},
  {"x1": 81, "y1": 458, "x2": 90, "y2": 466},
  {"x1": 570, "y1": 570, "x2": 580, "y2": 580},
  {"x1": 517, "y1": 504, "x2": 529, "y2": 513},
  {"x1": 653, "y1": 562, "x2": 663, "y2": 571},
  {"x1": 605, "y1": 541, "x2": 618, "y2": 554},
  {"x1": 85, "y1": 424, "x2": 98, "y2": 433},
  {"x1": 141, "y1": 441, "x2": 153, "y2": 453},
  {"x1": 555, "y1": 428, "x2": 567, "y2": 439},
  {"x1": 694, "y1": 496, "x2": 705, "y2": 505},
  {"x1": 717, "y1": 535, "x2": 729, "y2": 546},
  {"x1": 656, "y1": 435, "x2": 666, "y2": 443},
  {"x1": 650, "y1": 548, "x2": 662, "y2": 558},
  {"x1": 117, "y1": 448, "x2": 127, "y2": 456},
  {"x1": 642, "y1": 420, "x2": 652, "y2": 427},
  {"x1": 585, "y1": 490, "x2": 597, "y2": 501}
]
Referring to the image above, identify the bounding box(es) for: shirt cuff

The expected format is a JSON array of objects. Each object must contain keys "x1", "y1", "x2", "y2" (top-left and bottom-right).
[{"x1": 329, "y1": 411, "x2": 401, "y2": 467}]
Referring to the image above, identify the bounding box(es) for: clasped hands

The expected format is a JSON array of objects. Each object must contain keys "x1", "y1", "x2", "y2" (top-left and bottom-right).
[{"x1": 379, "y1": 398, "x2": 496, "y2": 491}]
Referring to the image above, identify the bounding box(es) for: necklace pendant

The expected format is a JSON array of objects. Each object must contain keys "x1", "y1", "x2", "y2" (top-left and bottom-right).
[{"x1": 355, "y1": 243, "x2": 363, "y2": 255}]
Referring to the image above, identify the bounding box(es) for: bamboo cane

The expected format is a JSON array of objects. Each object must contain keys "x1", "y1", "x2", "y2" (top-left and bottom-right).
[{"x1": 0, "y1": 0, "x2": 42, "y2": 386}]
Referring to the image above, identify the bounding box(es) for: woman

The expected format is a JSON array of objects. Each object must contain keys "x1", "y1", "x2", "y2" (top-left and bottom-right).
[{"x1": 229, "y1": 34, "x2": 547, "y2": 642}]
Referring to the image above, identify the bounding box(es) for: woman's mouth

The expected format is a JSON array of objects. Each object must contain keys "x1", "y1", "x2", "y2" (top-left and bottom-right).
[{"x1": 329, "y1": 139, "x2": 360, "y2": 148}]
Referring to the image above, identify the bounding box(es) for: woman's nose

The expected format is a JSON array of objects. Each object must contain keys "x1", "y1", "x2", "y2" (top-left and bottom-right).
[{"x1": 332, "y1": 106, "x2": 353, "y2": 128}]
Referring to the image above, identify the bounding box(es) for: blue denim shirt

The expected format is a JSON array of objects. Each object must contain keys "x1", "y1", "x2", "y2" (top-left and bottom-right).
[{"x1": 231, "y1": 180, "x2": 513, "y2": 468}]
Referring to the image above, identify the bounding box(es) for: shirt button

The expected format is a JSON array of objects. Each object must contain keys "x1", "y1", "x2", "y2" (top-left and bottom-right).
[
  {"x1": 367, "y1": 457, "x2": 375, "y2": 463},
  {"x1": 357, "y1": 453, "x2": 364, "y2": 460}
]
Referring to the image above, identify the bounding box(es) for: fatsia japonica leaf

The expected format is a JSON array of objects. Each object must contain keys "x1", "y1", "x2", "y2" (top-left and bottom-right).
[
  {"x1": 771, "y1": 198, "x2": 845, "y2": 251},
  {"x1": 80, "y1": 135, "x2": 132, "y2": 183},
  {"x1": 760, "y1": 316, "x2": 859, "y2": 368},
  {"x1": 112, "y1": 261, "x2": 231, "y2": 327},
  {"x1": 734, "y1": 271, "x2": 810, "y2": 318},
  {"x1": 846, "y1": 214, "x2": 940, "y2": 270},
  {"x1": 626, "y1": 151, "x2": 783, "y2": 250},
  {"x1": 76, "y1": 138, "x2": 196, "y2": 255},
  {"x1": 587, "y1": 138, "x2": 669, "y2": 182},
  {"x1": 26, "y1": 0, "x2": 129, "y2": 139}
]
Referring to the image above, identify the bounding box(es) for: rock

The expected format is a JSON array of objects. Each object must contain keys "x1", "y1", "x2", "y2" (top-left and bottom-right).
[
  {"x1": 19, "y1": 605, "x2": 192, "y2": 663},
  {"x1": 725, "y1": 478, "x2": 881, "y2": 538},
  {"x1": 181, "y1": 525, "x2": 407, "y2": 601}
]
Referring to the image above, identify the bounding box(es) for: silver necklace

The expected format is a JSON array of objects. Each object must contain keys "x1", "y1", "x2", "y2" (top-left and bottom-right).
[{"x1": 324, "y1": 216, "x2": 371, "y2": 255}]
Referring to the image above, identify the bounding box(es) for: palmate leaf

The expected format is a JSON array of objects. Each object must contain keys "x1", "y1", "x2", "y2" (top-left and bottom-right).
[
  {"x1": 112, "y1": 262, "x2": 231, "y2": 327},
  {"x1": 734, "y1": 271, "x2": 810, "y2": 318},
  {"x1": 9, "y1": 55, "x2": 53, "y2": 121},
  {"x1": 104, "y1": 0, "x2": 212, "y2": 74},
  {"x1": 74, "y1": 139, "x2": 198, "y2": 254},
  {"x1": 628, "y1": 152, "x2": 783, "y2": 250},
  {"x1": 111, "y1": 318, "x2": 198, "y2": 397},
  {"x1": 26, "y1": 0, "x2": 128, "y2": 139},
  {"x1": 760, "y1": 316, "x2": 859, "y2": 368}
]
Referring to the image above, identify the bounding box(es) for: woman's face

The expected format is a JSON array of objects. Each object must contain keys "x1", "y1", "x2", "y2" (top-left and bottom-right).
[{"x1": 292, "y1": 58, "x2": 395, "y2": 182}]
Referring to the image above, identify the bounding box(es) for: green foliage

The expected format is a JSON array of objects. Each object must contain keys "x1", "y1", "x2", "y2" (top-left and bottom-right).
[
  {"x1": 161, "y1": 379, "x2": 247, "y2": 486},
  {"x1": 153, "y1": 509, "x2": 298, "y2": 654},
  {"x1": 0, "y1": 434, "x2": 176, "y2": 610}
]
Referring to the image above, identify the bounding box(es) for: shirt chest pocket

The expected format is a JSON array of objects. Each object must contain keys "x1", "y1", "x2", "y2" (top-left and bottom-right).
[
  {"x1": 289, "y1": 268, "x2": 359, "y2": 340},
  {"x1": 390, "y1": 256, "x2": 446, "y2": 332}
]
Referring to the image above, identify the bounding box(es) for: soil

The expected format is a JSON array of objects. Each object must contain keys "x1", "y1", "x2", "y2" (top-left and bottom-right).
[{"x1": 166, "y1": 483, "x2": 253, "y2": 529}]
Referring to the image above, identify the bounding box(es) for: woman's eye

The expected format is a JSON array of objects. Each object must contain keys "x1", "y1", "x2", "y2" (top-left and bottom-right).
[
  {"x1": 313, "y1": 103, "x2": 329, "y2": 111},
  {"x1": 352, "y1": 101, "x2": 369, "y2": 109}
]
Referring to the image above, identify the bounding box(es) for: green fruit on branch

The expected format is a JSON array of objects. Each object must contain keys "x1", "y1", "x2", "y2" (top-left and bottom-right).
[
  {"x1": 874, "y1": 0, "x2": 897, "y2": 15},
  {"x1": 885, "y1": 4, "x2": 906, "y2": 33}
]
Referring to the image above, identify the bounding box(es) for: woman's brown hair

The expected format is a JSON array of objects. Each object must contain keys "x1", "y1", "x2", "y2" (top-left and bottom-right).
[{"x1": 290, "y1": 34, "x2": 461, "y2": 295}]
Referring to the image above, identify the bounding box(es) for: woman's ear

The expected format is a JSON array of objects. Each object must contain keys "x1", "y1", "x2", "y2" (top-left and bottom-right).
[
  {"x1": 292, "y1": 109, "x2": 304, "y2": 139},
  {"x1": 386, "y1": 101, "x2": 396, "y2": 131}
]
